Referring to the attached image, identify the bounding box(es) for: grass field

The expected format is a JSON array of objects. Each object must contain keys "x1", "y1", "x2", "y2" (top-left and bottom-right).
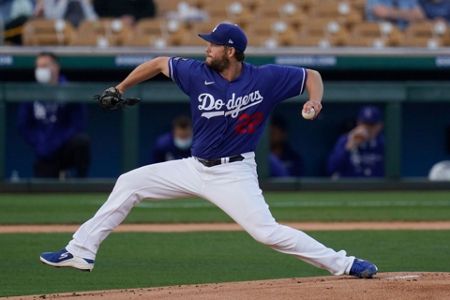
[
  {"x1": 1, "y1": 191, "x2": 450, "y2": 224},
  {"x1": 1, "y1": 191, "x2": 450, "y2": 297}
]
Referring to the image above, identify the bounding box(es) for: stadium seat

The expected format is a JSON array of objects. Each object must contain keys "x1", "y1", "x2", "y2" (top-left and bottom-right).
[
  {"x1": 154, "y1": 0, "x2": 181, "y2": 17},
  {"x1": 72, "y1": 19, "x2": 132, "y2": 47},
  {"x1": 348, "y1": 21, "x2": 402, "y2": 47},
  {"x1": 124, "y1": 18, "x2": 165, "y2": 47},
  {"x1": 308, "y1": 1, "x2": 363, "y2": 30},
  {"x1": 298, "y1": 18, "x2": 349, "y2": 47},
  {"x1": 202, "y1": 2, "x2": 230, "y2": 18},
  {"x1": 400, "y1": 21, "x2": 448, "y2": 48},
  {"x1": 22, "y1": 18, "x2": 76, "y2": 46}
]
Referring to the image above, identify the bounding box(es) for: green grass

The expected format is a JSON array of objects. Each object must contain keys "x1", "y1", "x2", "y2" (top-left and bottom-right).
[
  {"x1": 1, "y1": 191, "x2": 450, "y2": 224},
  {"x1": 1, "y1": 230, "x2": 449, "y2": 297}
]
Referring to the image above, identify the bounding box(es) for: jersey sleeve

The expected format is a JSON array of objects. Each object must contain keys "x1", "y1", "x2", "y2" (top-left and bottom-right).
[
  {"x1": 168, "y1": 57, "x2": 200, "y2": 96},
  {"x1": 264, "y1": 64, "x2": 307, "y2": 103}
]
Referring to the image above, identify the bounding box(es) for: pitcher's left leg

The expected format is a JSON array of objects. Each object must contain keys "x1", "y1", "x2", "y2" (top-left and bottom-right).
[{"x1": 202, "y1": 165, "x2": 354, "y2": 275}]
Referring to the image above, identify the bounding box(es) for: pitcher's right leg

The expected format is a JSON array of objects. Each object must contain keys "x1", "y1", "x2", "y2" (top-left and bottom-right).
[{"x1": 41, "y1": 158, "x2": 201, "y2": 270}]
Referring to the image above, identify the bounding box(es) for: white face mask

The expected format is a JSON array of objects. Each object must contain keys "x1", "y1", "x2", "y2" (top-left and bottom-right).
[
  {"x1": 174, "y1": 137, "x2": 192, "y2": 150},
  {"x1": 35, "y1": 67, "x2": 52, "y2": 84}
]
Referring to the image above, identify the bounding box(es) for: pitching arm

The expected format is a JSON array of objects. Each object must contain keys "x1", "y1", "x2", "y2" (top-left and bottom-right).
[
  {"x1": 116, "y1": 56, "x2": 170, "y2": 94},
  {"x1": 302, "y1": 69, "x2": 323, "y2": 119}
]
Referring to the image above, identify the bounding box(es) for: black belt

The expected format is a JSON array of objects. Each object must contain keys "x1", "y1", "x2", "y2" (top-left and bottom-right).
[{"x1": 196, "y1": 154, "x2": 244, "y2": 167}]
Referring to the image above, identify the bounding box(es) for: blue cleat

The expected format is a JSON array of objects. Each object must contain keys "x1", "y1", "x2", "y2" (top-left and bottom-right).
[
  {"x1": 349, "y1": 258, "x2": 378, "y2": 278},
  {"x1": 40, "y1": 248, "x2": 94, "y2": 272}
]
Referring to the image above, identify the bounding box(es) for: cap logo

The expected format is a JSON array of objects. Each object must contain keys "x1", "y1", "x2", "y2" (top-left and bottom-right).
[{"x1": 228, "y1": 39, "x2": 234, "y2": 44}]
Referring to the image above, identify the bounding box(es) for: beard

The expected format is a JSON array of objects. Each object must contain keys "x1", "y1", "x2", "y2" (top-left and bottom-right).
[{"x1": 206, "y1": 54, "x2": 230, "y2": 72}]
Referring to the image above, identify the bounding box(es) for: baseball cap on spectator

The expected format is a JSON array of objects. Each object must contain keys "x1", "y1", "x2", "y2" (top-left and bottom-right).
[
  {"x1": 357, "y1": 106, "x2": 382, "y2": 124},
  {"x1": 198, "y1": 23, "x2": 247, "y2": 53}
]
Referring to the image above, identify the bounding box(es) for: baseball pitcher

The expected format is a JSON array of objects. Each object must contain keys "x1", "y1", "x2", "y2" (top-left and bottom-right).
[{"x1": 40, "y1": 23, "x2": 378, "y2": 278}]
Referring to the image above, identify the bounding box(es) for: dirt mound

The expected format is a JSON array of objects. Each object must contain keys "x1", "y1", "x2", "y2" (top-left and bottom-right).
[{"x1": 7, "y1": 272, "x2": 450, "y2": 300}]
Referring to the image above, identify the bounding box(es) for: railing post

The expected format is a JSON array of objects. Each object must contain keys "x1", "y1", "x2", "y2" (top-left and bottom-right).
[
  {"x1": 121, "y1": 106, "x2": 140, "y2": 173},
  {"x1": 385, "y1": 101, "x2": 402, "y2": 179}
]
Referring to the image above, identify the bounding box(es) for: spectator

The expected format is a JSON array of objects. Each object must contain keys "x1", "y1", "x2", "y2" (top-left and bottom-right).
[
  {"x1": 327, "y1": 106, "x2": 385, "y2": 178},
  {"x1": 34, "y1": 0, "x2": 97, "y2": 27},
  {"x1": 17, "y1": 52, "x2": 91, "y2": 179},
  {"x1": 366, "y1": 0, "x2": 426, "y2": 29},
  {"x1": 93, "y1": 0, "x2": 156, "y2": 27},
  {"x1": 269, "y1": 115, "x2": 303, "y2": 177},
  {"x1": 150, "y1": 115, "x2": 192, "y2": 163},
  {"x1": 419, "y1": 0, "x2": 450, "y2": 21},
  {"x1": 1, "y1": 0, "x2": 35, "y2": 45}
]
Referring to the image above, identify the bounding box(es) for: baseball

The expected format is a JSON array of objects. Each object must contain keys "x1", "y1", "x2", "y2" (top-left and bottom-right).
[{"x1": 302, "y1": 108, "x2": 316, "y2": 120}]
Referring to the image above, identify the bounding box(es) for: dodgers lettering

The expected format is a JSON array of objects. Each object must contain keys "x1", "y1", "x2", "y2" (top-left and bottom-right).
[{"x1": 198, "y1": 90, "x2": 263, "y2": 119}]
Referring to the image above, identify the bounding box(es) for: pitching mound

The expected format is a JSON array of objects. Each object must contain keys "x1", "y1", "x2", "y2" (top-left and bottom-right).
[{"x1": 8, "y1": 272, "x2": 450, "y2": 300}]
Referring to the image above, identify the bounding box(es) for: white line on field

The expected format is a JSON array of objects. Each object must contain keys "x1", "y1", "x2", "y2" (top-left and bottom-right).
[
  {"x1": 386, "y1": 275, "x2": 421, "y2": 280},
  {"x1": 134, "y1": 199, "x2": 450, "y2": 209}
]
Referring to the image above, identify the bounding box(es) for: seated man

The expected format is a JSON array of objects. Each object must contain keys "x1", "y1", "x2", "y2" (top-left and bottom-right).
[
  {"x1": 419, "y1": 0, "x2": 450, "y2": 21},
  {"x1": 327, "y1": 106, "x2": 385, "y2": 178},
  {"x1": 269, "y1": 115, "x2": 303, "y2": 177},
  {"x1": 150, "y1": 115, "x2": 192, "y2": 163},
  {"x1": 18, "y1": 52, "x2": 90, "y2": 179},
  {"x1": 366, "y1": 0, "x2": 425, "y2": 29}
]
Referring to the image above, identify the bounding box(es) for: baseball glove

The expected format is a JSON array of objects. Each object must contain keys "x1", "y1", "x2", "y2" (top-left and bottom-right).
[{"x1": 94, "y1": 87, "x2": 141, "y2": 111}]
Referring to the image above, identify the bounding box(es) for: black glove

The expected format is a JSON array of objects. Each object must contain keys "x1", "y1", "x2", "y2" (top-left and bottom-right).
[{"x1": 94, "y1": 87, "x2": 141, "y2": 111}]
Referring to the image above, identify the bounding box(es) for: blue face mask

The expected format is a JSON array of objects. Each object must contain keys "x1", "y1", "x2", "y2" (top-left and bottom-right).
[{"x1": 174, "y1": 137, "x2": 192, "y2": 150}]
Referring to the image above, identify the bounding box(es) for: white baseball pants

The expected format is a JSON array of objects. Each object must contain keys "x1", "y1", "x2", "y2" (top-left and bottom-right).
[{"x1": 67, "y1": 152, "x2": 354, "y2": 275}]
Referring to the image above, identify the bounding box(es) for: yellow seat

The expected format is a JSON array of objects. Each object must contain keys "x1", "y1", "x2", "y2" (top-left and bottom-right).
[
  {"x1": 348, "y1": 22, "x2": 402, "y2": 47},
  {"x1": 23, "y1": 18, "x2": 75, "y2": 46},
  {"x1": 399, "y1": 21, "x2": 447, "y2": 48},
  {"x1": 124, "y1": 18, "x2": 165, "y2": 46},
  {"x1": 299, "y1": 18, "x2": 349, "y2": 47},
  {"x1": 72, "y1": 18, "x2": 132, "y2": 46}
]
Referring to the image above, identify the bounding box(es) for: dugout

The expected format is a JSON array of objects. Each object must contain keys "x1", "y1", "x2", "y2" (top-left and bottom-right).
[{"x1": 1, "y1": 47, "x2": 450, "y2": 190}]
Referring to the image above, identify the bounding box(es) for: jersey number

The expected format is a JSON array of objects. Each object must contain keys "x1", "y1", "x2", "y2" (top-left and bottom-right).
[{"x1": 235, "y1": 112, "x2": 263, "y2": 134}]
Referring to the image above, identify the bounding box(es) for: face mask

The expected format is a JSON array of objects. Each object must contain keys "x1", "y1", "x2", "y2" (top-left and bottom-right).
[
  {"x1": 35, "y1": 67, "x2": 52, "y2": 84},
  {"x1": 174, "y1": 137, "x2": 192, "y2": 150}
]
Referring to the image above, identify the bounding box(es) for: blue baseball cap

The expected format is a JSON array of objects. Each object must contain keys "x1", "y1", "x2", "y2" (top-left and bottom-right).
[
  {"x1": 357, "y1": 106, "x2": 382, "y2": 124},
  {"x1": 198, "y1": 23, "x2": 247, "y2": 53}
]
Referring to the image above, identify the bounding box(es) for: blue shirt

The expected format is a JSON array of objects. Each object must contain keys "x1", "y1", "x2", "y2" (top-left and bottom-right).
[
  {"x1": 419, "y1": 0, "x2": 450, "y2": 21},
  {"x1": 327, "y1": 133, "x2": 385, "y2": 178},
  {"x1": 169, "y1": 57, "x2": 307, "y2": 159},
  {"x1": 18, "y1": 101, "x2": 87, "y2": 158},
  {"x1": 150, "y1": 132, "x2": 191, "y2": 163},
  {"x1": 269, "y1": 145, "x2": 304, "y2": 177},
  {"x1": 17, "y1": 76, "x2": 87, "y2": 158},
  {"x1": 366, "y1": 0, "x2": 421, "y2": 28}
]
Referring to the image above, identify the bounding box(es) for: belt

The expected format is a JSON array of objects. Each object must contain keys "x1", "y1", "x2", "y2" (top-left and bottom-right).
[{"x1": 196, "y1": 154, "x2": 245, "y2": 167}]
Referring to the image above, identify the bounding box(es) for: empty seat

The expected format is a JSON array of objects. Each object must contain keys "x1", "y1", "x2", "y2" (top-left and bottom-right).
[
  {"x1": 23, "y1": 18, "x2": 75, "y2": 46},
  {"x1": 124, "y1": 18, "x2": 165, "y2": 46},
  {"x1": 348, "y1": 21, "x2": 402, "y2": 47},
  {"x1": 405, "y1": 21, "x2": 447, "y2": 39},
  {"x1": 299, "y1": 18, "x2": 349, "y2": 46},
  {"x1": 154, "y1": 0, "x2": 181, "y2": 17},
  {"x1": 72, "y1": 18, "x2": 132, "y2": 46},
  {"x1": 399, "y1": 21, "x2": 448, "y2": 48}
]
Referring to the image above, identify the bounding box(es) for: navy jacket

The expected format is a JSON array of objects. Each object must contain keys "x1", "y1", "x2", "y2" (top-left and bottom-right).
[
  {"x1": 17, "y1": 77, "x2": 87, "y2": 158},
  {"x1": 327, "y1": 133, "x2": 385, "y2": 178},
  {"x1": 150, "y1": 132, "x2": 191, "y2": 163}
]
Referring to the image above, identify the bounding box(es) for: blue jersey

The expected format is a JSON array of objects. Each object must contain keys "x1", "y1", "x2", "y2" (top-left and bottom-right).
[
  {"x1": 327, "y1": 133, "x2": 385, "y2": 178},
  {"x1": 169, "y1": 57, "x2": 307, "y2": 159}
]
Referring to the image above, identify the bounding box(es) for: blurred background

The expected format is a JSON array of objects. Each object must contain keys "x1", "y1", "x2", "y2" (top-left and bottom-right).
[{"x1": 1, "y1": 0, "x2": 450, "y2": 190}]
